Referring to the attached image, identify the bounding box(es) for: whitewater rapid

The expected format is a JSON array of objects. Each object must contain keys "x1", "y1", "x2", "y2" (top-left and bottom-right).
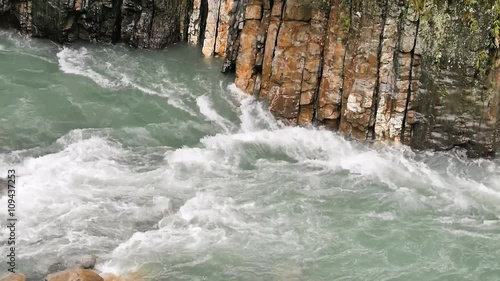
[{"x1": 1, "y1": 30, "x2": 500, "y2": 280}]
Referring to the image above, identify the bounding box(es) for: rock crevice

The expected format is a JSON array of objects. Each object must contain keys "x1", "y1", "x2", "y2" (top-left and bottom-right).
[{"x1": 232, "y1": 0, "x2": 500, "y2": 157}]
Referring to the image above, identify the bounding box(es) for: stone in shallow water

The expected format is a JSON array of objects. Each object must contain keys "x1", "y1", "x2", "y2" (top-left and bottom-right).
[
  {"x1": 0, "y1": 273, "x2": 26, "y2": 281},
  {"x1": 45, "y1": 269, "x2": 103, "y2": 281}
]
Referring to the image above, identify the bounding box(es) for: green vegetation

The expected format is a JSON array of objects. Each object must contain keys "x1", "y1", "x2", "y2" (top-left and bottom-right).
[
  {"x1": 340, "y1": 11, "x2": 350, "y2": 34},
  {"x1": 493, "y1": 20, "x2": 500, "y2": 48},
  {"x1": 462, "y1": 1, "x2": 480, "y2": 31},
  {"x1": 475, "y1": 49, "x2": 490, "y2": 76},
  {"x1": 438, "y1": 85, "x2": 448, "y2": 98},
  {"x1": 470, "y1": 16, "x2": 480, "y2": 32},
  {"x1": 411, "y1": 0, "x2": 427, "y2": 14}
]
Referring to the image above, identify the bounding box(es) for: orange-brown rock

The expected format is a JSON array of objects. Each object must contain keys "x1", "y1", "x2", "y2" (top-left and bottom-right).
[
  {"x1": 45, "y1": 269, "x2": 103, "y2": 281},
  {"x1": 0, "y1": 273, "x2": 25, "y2": 281},
  {"x1": 232, "y1": 0, "x2": 500, "y2": 157}
]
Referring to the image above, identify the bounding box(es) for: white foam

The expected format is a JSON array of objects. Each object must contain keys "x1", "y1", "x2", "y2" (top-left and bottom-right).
[
  {"x1": 56, "y1": 46, "x2": 198, "y2": 116},
  {"x1": 228, "y1": 84, "x2": 282, "y2": 132},
  {"x1": 4, "y1": 41, "x2": 500, "y2": 278},
  {"x1": 0, "y1": 130, "x2": 159, "y2": 275},
  {"x1": 196, "y1": 95, "x2": 234, "y2": 133},
  {"x1": 367, "y1": 211, "x2": 397, "y2": 221},
  {"x1": 99, "y1": 192, "x2": 236, "y2": 275},
  {"x1": 152, "y1": 196, "x2": 174, "y2": 217},
  {"x1": 18, "y1": 51, "x2": 56, "y2": 63},
  {"x1": 165, "y1": 147, "x2": 221, "y2": 169},
  {"x1": 2, "y1": 29, "x2": 33, "y2": 48},
  {"x1": 0, "y1": 31, "x2": 55, "y2": 62},
  {"x1": 3, "y1": 105, "x2": 499, "y2": 276},
  {"x1": 57, "y1": 47, "x2": 119, "y2": 88}
]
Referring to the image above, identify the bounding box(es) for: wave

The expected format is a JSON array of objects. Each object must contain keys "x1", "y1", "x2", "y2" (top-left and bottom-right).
[
  {"x1": 0, "y1": 30, "x2": 57, "y2": 63},
  {"x1": 57, "y1": 47, "x2": 121, "y2": 88},
  {"x1": 1, "y1": 82, "x2": 499, "y2": 277},
  {"x1": 3, "y1": 32, "x2": 500, "y2": 278},
  {"x1": 56, "y1": 46, "x2": 198, "y2": 115},
  {"x1": 196, "y1": 95, "x2": 234, "y2": 133}
]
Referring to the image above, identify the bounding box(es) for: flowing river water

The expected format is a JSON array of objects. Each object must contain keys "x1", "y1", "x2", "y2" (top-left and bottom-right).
[{"x1": 1, "y1": 30, "x2": 500, "y2": 280}]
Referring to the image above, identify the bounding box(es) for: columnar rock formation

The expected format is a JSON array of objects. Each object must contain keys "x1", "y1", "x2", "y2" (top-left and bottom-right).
[
  {"x1": 1, "y1": 0, "x2": 499, "y2": 157},
  {"x1": 188, "y1": 0, "x2": 245, "y2": 58},
  {"x1": 1, "y1": 0, "x2": 192, "y2": 48},
  {"x1": 233, "y1": 0, "x2": 500, "y2": 157}
]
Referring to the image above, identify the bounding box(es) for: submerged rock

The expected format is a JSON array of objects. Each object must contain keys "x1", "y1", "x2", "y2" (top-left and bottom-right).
[
  {"x1": 45, "y1": 269, "x2": 103, "y2": 281},
  {"x1": 0, "y1": 273, "x2": 26, "y2": 281}
]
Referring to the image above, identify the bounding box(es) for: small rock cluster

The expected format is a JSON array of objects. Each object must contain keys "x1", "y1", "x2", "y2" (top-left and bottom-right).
[{"x1": 0, "y1": 270, "x2": 138, "y2": 281}]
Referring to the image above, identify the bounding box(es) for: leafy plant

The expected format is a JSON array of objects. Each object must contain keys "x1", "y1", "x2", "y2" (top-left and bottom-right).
[
  {"x1": 475, "y1": 50, "x2": 490, "y2": 76},
  {"x1": 411, "y1": 0, "x2": 427, "y2": 14}
]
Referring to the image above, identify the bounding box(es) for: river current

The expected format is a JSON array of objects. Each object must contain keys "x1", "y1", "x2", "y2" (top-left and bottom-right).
[{"x1": 1, "y1": 30, "x2": 500, "y2": 280}]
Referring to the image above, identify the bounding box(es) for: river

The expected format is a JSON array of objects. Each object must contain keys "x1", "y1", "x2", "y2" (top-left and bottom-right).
[{"x1": 1, "y1": 29, "x2": 500, "y2": 280}]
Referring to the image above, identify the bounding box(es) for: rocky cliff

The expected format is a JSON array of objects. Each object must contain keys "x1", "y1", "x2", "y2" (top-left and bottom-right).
[
  {"x1": 0, "y1": 0, "x2": 193, "y2": 47},
  {"x1": 233, "y1": 0, "x2": 500, "y2": 157},
  {"x1": 1, "y1": 0, "x2": 499, "y2": 157}
]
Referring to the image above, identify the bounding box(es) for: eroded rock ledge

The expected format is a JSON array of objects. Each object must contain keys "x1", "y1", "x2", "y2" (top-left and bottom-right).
[{"x1": 1, "y1": 0, "x2": 499, "y2": 157}]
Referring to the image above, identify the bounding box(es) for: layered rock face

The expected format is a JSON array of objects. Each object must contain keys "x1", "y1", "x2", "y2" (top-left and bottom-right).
[
  {"x1": 1, "y1": 0, "x2": 192, "y2": 48},
  {"x1": 0, "y1": 0, "x2": 31, "y2": 32},
  {"x1": 1, "y1": 0, "x2": 245, "y2": 61},
  {"x1": 233, "y1": 0, "x2": 500, "y2": 157},
  {"x1": 0, "y1": 0, "x2": 11, "y2": 14},
  {"x1": 1, "y1": 0, "x2": 499, "y2": 156},
  {"x1": 187, "y1": 0, "x2": 247, "y2": 72}
]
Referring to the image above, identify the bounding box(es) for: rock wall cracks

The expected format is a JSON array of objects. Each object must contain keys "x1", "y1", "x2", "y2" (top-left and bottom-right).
[
  {"x1": 0, "y1": 0, "x2": 246, "y2": 62},
  {"x1": 233, "y1": 0, "x2": 500, "y2": 157},
  {"x1": 188, "y1": 0, "x2": 246, "y2": 59},
  {"x1": 1, "y1": 0, "x2": 192, "y2": 47},
  {"x1": 1, "y1": 0, "x2": 499, "y2": 157}
]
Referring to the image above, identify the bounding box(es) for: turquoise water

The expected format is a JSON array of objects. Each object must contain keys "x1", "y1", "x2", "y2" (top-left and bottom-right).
[{"x1": 1, "y1": 29, "x2": 500, "y2": 280}]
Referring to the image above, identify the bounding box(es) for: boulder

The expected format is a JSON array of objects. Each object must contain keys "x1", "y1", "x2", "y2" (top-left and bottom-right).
[
  {"x1": 0, "y1": 273, "x2": 26, "y2": 281},
  {"x1": 45, "y1": 269, "x2": 103, "y2": 281}
]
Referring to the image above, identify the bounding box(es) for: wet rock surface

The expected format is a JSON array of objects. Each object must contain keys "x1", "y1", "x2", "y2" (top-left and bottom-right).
[
  {"x1": 0, "y1": 273, "x2": 26, "y2": 281},
  {"x1": 2, "y1": 0, "x2": 191, "y2": 47},
  {"x1": 45, "y1": 269, "x2": 103, "y2": 281},
  {"x1": 233, "y1": 0, "x2": 500, "y2": 157}
]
